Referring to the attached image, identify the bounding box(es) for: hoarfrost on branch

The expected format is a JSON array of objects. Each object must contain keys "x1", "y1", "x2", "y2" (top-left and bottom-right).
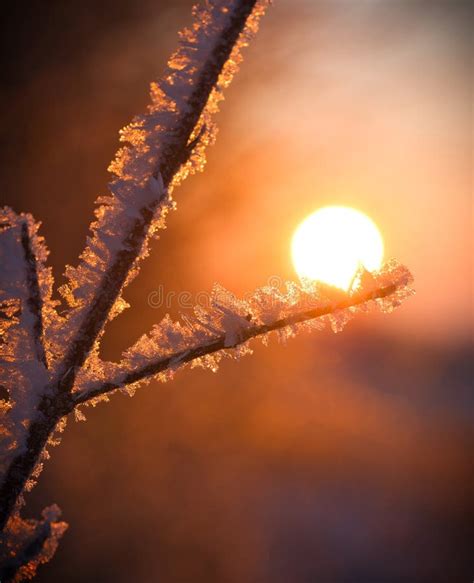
[{"x1": 0, "y1": 1, "x2": 413, "y2": 579}]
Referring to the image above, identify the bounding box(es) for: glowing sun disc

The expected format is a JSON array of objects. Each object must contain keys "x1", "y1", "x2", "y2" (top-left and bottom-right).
[{"x1": 291, "y1": 206, "x2": 384, "y2": 291}]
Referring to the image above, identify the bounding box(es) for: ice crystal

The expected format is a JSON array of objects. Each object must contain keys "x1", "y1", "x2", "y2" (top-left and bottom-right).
[
  {"x1": 74, "y1": 260, "x2": 414, "y2": 403},
  {"x1": 0, "y1": 506, "x2": 67, "y2": 581},
  {"x1": 58, "y1": 0, "x2": 270, "y2": 349},
  {"x1": 0, "y1": 209, "x2": 55, "y2": 472},
  {"x1": 0, "y1": 1, "x2": 415, "y2": 578}
]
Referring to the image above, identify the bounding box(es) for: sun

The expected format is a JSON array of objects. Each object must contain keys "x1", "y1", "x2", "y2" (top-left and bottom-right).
[{"x1": 291, "y1": 206, "x2": 384, "y2": 291}]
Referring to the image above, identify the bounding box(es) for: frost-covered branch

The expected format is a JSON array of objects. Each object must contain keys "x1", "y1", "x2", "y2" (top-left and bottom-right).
[
  {"x1": 0, "y1": 210, "x2": 50, "y2": 374},
  {"x1": 0, "y1": 505, "x2": 67, "y2": 582},
  {"x1": 55, "y1": 0, "x2": 268, "y2": 394},
  {"x1": 0, "y1": 0, "x2": 415, "y2": 578},
  {"x1": 0, "y1": 0, "x2": 271, "y2": 544},
  {"x1": 74, "y1": 262, "x2": 413, "y2": 406},
  {"x1": 0, "y1": 211, "x2": 54, "y2": 473},
  {"x1": 19, "y1": 222, "x2": 47, "y2": 369},
  {"x1": 0, "y1": 208, "x2": 65, "y2": 560}
]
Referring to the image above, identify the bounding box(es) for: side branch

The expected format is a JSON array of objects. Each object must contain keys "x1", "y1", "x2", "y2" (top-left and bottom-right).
[
  {"x1": 74, "y1": 281, "x2": 401, "y2": 406},
  {"x1": 20, "y1": 221, "x2": 47, "y2": 368},
  {"x1": 57, "y1": 0, "x2": 260, "y2": 393},
  {"x1": 0, "y1": 0, "x2": 267, "y2": 536},
  {"x1": 0, "y1": 520, "x2": 53, "y2": 581},
  {"x1": 0, "y1": 504, "x2": 67, "y2": 580}
]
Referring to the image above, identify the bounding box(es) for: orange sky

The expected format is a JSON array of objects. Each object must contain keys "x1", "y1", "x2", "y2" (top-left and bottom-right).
[
  {"x1": 3, "y1": 3, "x2": 470, "y2": 582},
  {"x1": 2, "y1": 1, "x2": 470, "y2": 344},
  {"x1": 176, "y1": 0, "x2": 472, "y2": 343}
]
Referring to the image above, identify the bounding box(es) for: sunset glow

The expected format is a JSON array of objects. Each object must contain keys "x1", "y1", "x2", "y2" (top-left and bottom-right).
[{"x1": 291, "y1": 206, "x2": 384, "y2": 291}]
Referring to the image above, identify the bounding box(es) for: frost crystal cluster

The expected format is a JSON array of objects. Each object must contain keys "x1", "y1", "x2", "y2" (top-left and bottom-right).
[{"x1": 0, "y1": 1, "x2": 413, "y2": 579}]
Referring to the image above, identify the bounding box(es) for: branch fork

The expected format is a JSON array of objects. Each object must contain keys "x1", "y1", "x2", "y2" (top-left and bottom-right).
[{"x1": 0, "y1": 1, "x2": 413, "y2": 579}]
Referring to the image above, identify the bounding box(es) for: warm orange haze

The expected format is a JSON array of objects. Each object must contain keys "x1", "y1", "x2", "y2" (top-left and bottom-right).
[
  {"x1": 0, "y1": 0, "x2": 471, "y2": 582},
  {"x1": 291, "y1": 206, "x2": 384, "y2": 290}
]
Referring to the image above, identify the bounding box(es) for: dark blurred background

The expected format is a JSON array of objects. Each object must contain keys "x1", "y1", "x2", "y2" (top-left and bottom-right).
[{"x1": 0, "y1": 1, "x2": 472, "y2": 581}]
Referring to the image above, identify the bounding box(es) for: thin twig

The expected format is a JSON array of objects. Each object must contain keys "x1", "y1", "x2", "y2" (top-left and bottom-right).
[
  {"x1": 20, "y1": 221, "x2": 47, "y2": 368},
  {"x1": 56, "y1": 0, "x2": 259, "y2": 395},
  {"x1": 74, "y1": 281, "x2": 399, "y2": 406},
  {"x1": 0, "y1": 0, "x2": 260, "y2": 533},
  {"x1": 0, "y1": 521, "x2": 52, "y2": 582}
]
